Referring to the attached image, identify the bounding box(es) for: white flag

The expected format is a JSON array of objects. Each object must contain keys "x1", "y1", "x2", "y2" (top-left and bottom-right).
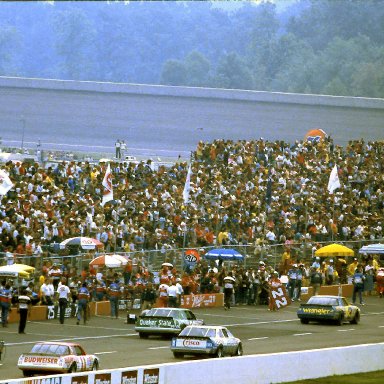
[
  {"x1": 101, "y1": 163, "x2": 113, "y2": 206},
  {"x1": 183, "y1": 164, "x2": 192, "y2": 204},
  {"x1": 0, "y1": 169, "x2": 14, "y2": 195},
  {"x1": 327, "y1": 165, "x2": 341, "y2": 194}
]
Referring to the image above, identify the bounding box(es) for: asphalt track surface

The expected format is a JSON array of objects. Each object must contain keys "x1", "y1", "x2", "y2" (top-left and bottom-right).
[
  {"x1": 1, "y1": 87, "x2": 383, "y2": 160},
  {"x1": 1, "y1": 296, "x2": 384, "y2": 380}
]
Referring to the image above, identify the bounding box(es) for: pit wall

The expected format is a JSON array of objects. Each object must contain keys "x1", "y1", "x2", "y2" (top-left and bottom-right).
[
  {"x1": 7, "y1": 285, "x2": 352, "y2": 323},
  {"x1": 2, "y1": 343, "x2": 384, "y2": 384}
]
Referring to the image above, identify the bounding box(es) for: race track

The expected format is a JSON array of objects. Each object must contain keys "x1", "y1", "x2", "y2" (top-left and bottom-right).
[
  {"x1": 0, "y1": 85, "x2": 383, "y2": 160},
  {"x1": 1, "y1": 297, "x2": 384, "y2": 380}
]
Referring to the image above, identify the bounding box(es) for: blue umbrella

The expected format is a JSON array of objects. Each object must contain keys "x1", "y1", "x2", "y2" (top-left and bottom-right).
[
  {"x1": 204, "y1": 248, "x2": 244, "y2": 261},
  {"x1": 359, "y1": 243, "x2": 384, "y2": 254}
]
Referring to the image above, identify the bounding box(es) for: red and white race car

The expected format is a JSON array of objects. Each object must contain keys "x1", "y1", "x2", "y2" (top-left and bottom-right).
[{"x1": 18, "y1": 342, "x2": 99, "y2": 377}]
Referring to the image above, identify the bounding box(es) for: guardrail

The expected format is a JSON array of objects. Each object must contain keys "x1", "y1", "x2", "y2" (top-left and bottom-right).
[
  {"x1": 2, "y1": 342, "x2": 384, "y2": 384},
  {"x1": 1, "y1": 238, "x2": 382, "y2": 277}
]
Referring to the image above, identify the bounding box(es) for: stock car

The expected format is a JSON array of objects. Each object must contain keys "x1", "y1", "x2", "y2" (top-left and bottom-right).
[
  {"x1": 171, "y1": 325, "x2": 243, "y2": 358},
  {"x1": 17, "y1": 342, "x2": 99, "y2": 377},
  {"x1": 297, "y1": 295, "x2": 360, "y2": 325},
  {"x1": 135, "y1": 307, "x2": 204, "y2": 338}
]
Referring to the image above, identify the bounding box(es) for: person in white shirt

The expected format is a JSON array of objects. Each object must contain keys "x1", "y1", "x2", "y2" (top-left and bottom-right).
[
  {"x1": 56, "y1": 278, "x2": 71, "y2": 324},
  {"x1": 167, "y1": 280, "x2": 179, "y2": 308},
  {"x1": 40, "y1": 277, "x2": 55, "y2": 306},
  {"x1": 175, "y1": 278, "x2": 184, "y2": 307}
]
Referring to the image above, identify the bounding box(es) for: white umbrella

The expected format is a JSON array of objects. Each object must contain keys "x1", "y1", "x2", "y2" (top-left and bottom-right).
[
  {"x1": 60, "y1": 236, "x2": 103, "y2": 250},
  {"x1": 224, "y1": 276, "x2": 236, "y2": 282},
  {"x1": 162, "y1": 262, "x2": 173, "y2": 268}
]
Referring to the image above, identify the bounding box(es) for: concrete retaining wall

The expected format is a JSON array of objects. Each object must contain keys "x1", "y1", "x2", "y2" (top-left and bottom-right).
[
  {"x1": 1, "y1": 76, "x2": 383, "y2": 110},
  {"x1": 2, "y1": 343, "x2": 384, "y2": 384}
]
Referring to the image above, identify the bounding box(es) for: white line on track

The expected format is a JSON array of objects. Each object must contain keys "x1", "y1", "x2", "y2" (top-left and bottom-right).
[
  {"x1": 293, "y1": 333, "x2": 312, "y2": 336},
  {"x1": 337, "y1": 329, "x2": 355, "y2": 332},
  {"x1": 248, "y1": 337, "x2": 269, "y2": 341},
  {"x1": 95, "y1": 351, "x2": 117, "y2": 355},
  {"x1": 379, "y1": 326, "x2": 384, "y2": 328},
  {"x1": 148, "y1": 346, "x2": 169, "y2": 350},
  {"x1": 5, "y1": 333, "x2": 138, "y2": 346},
  {"x1": 223, "y1": 319, "x2": 298, "y2": 327}
]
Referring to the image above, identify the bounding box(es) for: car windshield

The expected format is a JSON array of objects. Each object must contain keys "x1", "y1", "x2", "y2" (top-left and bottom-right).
[
  {"x1": 308, "y1": 297, "x2": 339, "y2": 306},
  {"x1": 179, "y1": 327, "x2": 217, "y2": 338},
  {"x1": 146, "y1": 308, "x2": 172, "y2": 317},
  {"x1": 30, "y1": 344, "x2": 70, "y2": 356},
  {"x1": 146, "y1": 308, "x2": 191, "y2": 319}
]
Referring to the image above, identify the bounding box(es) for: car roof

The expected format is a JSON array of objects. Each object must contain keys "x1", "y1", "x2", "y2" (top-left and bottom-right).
[
  {"x1": 185, "y1": 325, "x2": 226, "y2": 330},
  {"x1": 35, "y1": 342, "x2": 79, "y2": 347},
  {"x1": 163, "y1": 308, "x2": 190, "y2": 311},
  {"x1": 311, "y1": 295, "x2": 345, "y2": 299}
]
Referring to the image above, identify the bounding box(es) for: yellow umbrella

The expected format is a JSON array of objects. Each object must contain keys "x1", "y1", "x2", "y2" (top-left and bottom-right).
[
  {"x1": 6, "y1": 264, "x2": 35, "y2": 274},
  {"x1": 315, "y1": 244, "x2": 354, "y2": 257}
]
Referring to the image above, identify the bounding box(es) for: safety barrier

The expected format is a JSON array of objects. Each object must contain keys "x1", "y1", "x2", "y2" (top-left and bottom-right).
[
  {"x1": 5, "y1": 286, "x2": 353, "y2": 323},
  {"x1": 2, "y1": 342, "x2": 384, "y2": 384},
  {"x1": 6, "y1": 293, "x2": 226, "y2": 323}
]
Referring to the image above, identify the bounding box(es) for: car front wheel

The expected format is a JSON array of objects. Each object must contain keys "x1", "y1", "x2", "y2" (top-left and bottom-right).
[
  {"x1": 300, "y1": 318, "x2": 309, "y2": 324},
  {"x1": 350, "y1": 312, "x2": 360, "y2": 324},
  {"x1": 173, "y1": 352, "x2": 184, "y2": 358},
  {"x1": 234, "y1": 343, "x2": 243, "y2": 356},
  {"x1": 216, "y1": 346, "x2": 224, "y2": 358}
]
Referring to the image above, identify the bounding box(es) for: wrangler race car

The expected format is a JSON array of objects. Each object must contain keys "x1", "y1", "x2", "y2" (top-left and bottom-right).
[
  {"x1": 297, "y1": 295, "x2": 360, "y2": 325},
  {"x1": 18, "y1": 342, "x2": 99, "y2": 377},
  {"x1": 171, "y1": 325, "x2": 243, "y2": 358},
  {"x1": 135, "y1": 307, "x2": 204, "y2": 338}
]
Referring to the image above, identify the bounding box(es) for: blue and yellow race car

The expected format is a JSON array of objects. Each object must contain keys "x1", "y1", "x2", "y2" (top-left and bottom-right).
[{"x1": 297, "y1": 295, "x2": 360, "y2": 325}]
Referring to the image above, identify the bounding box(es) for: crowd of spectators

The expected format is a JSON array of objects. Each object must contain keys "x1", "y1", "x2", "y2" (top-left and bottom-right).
[{"x1": 0, "y1": 137, "x2": 383, "y2": 265}]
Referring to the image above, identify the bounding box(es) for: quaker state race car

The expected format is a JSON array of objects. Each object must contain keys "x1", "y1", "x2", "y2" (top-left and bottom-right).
[
  {"x1": 171, "y1": 325, "x2": 243, "y2": 358},
  {"x1": 297, "y1": 295, "x2": 360, "y2": 325},
  {"x1": 135, "y1": 307, "x2": 204, "y2": 338},
  {"x1": 18, "y1": 342, "x2": 99, "y2": 377}
]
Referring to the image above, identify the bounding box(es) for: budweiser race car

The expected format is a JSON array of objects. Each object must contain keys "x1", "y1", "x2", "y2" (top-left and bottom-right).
[
  {"x1": 171, "y1": 325, "x2": 243, "y2": 358},
  {"x1": 18, "y1": 342, "x2": 99, "y2": 377}
]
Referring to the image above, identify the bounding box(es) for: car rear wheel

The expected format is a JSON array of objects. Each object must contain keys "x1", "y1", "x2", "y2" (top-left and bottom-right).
[
  {"x1": 139, "y1": 332, "x2": 149, "y2": 339},
  {"x1": 234, "y1": 343, "x2": 243, "y2": 356},
  {"x1": 350, "y1": 312, "x2": 360, "y2": 324},
  {"x1": 92, "y1": 361, "x2": 99, "y2": 371},
  {"x1": 173, "y1": 352, "x2": 184, "y2": 358},
  {"x1": 22, "y1": 371, "x2": 33, "y2": 377},
  {"x1": 300, "y1": 318, "x2": 309, "y2": 324},
  {"x1": 336, "y1": 315, "x2": 344, "y2": 326},
  {"x1": 68, "y1": 363, "x2": 77, "y2": 373},
  {"x1": 216, "y1": 346, "x2": 224, "y2": 358}
]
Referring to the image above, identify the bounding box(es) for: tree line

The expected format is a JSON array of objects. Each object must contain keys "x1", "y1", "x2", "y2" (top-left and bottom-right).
[{"x1": 0, "y1": 0, "x2": 383, "y2": 98}]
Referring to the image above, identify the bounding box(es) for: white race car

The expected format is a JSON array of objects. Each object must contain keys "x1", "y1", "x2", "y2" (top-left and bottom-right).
[
  {"x1": 18, "y1": 342, "x2": 99, "y2": 377},
  {"x1": 171, "y1": 325, "x2": 243, "y2": 358}
]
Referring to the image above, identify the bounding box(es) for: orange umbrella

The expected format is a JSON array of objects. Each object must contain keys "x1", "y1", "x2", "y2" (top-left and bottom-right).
[
  {"x1": 305, "y1": 128, "x2": 327, "y2": 143},
  {"x1": 89, "y1": 255, "x2": 123, "y2": 268},
  {"x1": 185, "y1": 249, "x2": 200, "y2": 263}
]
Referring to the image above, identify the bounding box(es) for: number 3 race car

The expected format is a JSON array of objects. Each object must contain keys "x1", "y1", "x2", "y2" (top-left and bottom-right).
[
  {"x1": 171, "y1": 325, "x2": 243, "y2": 358},
  {"x1": 135, "y1": 307, "x2": 204, "y2": 338},
  {"x1": 18, "y1": 342, "x2": 99, "y2": 377},
  {"x1": 297, "y1": 295, "x2": 360, "y2": 325}
]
